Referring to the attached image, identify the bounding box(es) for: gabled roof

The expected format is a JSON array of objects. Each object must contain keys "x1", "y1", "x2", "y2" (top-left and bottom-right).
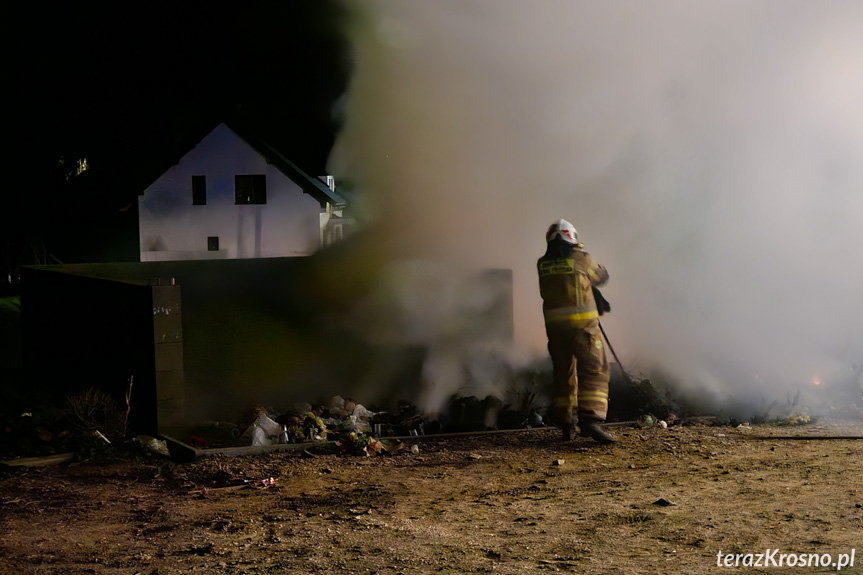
[
  {"x1": 140, "y1": 114, "x2": 345, "y2": 208},
  {"x1": 224, "y1": 119, "x2": 345, "y2": 208}
]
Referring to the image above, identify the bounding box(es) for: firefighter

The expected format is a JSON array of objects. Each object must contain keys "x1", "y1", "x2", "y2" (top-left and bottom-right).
[{"x1": 537, "y1": 219, "x2": 614, "y2": 443}]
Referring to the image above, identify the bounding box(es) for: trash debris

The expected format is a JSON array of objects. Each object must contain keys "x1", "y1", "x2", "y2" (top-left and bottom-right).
[
  {"x1": 522, "y1": 410, "x2": 544, "y2": 429},
  {"x1": 328, "y1": 396, "x2": 347, "y2": 417},
  {"x1": 637, "y1": 415, "x2": 659, "y2": 429},
  {"x1": 652, "y1": 498, "x2": 678, "y2": 507},
  {"x1": 251, "y1": 425, "x2": 269, "y2": 447},
  {"x1": 658, "y1": 420, "x2": 668, "y2": 429},
  {"x1": 552, "y1": 459, "x2": 565, "y2": 466},
  {"x1": 352, "y1": 404, "x2": 373, "y2": 420},
  {"x1": 188, "y1": 477, "x2": 275, "y2": 497},
  {"x1": 410, "y1": 444, "x2": 420, "y2": 454},
  {"x1": 305, "y1": 413, "x2": 328, "y2": 440},
  {"x1": 189, "y1": 435, "x2": 208, "y2": 449},
  {"x1": 770, "y1": 410, "x2": 811, "y2": 426},
  {"x1": 135, "y1": 435, "x2": 170, "y2": 457},
  {"x1": 93, "y1": 430, "x2": 111, "y2": 444},
  {"x1": 243, "y1": 411, "x2": 284, "y2": 446},
  {"x1": 335, "y1": 432, "x2": 394, "y2": 457}
]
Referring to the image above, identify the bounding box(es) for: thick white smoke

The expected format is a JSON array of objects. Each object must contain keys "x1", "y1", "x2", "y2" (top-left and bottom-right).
[{"x1": 329, "y1": 0, "x2": 863, "y2": 408}]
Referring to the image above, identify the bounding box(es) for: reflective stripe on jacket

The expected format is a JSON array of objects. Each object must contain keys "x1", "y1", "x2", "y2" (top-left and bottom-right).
[{"x1": 537, "y1": 248, "x2": 608, "y2": 328}]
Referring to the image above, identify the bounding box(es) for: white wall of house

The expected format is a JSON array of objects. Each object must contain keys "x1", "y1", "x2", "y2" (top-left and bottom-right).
[{"x1": 139, "y1": 123, "x2": 323, "y2": 262}]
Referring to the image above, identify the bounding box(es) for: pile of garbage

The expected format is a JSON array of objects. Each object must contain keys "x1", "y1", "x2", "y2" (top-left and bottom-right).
[
  {"x1": 1, "y1": 387, "x2": 171, "y2": 463},
  {"x1": 184, "y1": 391, "x2": 548, "y2": 452}
]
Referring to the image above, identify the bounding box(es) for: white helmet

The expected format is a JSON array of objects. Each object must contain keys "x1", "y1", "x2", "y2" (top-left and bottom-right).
[{"x1": 546, "y1": 219, "x2": 578, "y2": 244}]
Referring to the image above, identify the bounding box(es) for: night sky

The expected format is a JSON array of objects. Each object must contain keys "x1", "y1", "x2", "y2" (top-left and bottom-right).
[{"x1": 3, "y1": 1, "x2": 351, "y2": 271}]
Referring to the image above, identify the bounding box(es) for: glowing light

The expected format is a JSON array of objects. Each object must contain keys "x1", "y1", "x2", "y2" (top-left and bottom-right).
[
  {"x1": 61, "y1": 157, "x2": 88, "y2": 181},
  {"x1": 812, "y1": 377, "x2": 824, "y2": 387}
]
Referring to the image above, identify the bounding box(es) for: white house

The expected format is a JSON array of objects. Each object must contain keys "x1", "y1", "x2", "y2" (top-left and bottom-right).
[{"x1": 138, "y1": 122, "x2": 346, "y2": 262}]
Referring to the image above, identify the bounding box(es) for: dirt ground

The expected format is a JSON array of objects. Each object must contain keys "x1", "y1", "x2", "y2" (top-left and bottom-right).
[{"x1": 1, "y1": 419, "x2": 861, "y2": 575}]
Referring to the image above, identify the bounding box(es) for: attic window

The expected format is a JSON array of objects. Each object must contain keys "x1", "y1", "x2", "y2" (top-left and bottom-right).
[
  {"x1": 192, "y1": 175, "x2": 206, "y2": 205},
  {"x1": 235, "y1": 175, "x2": 267, "y2": 205}
]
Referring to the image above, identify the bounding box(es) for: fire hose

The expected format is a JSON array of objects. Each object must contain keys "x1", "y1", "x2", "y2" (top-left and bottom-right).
[
  {"x1": 592, "y1": 287, "x2": 634, "y2": 383},
  {"x1": 598, "y1": 320, "x2": 632, "y2": 382}
]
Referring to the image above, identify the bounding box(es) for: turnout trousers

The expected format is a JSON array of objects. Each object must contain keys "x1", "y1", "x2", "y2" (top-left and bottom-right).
[{"x1": 547, "y1": 319, "x2": 610, "y2": 426}]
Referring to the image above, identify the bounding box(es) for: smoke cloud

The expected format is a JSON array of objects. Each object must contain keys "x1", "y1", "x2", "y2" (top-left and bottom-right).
[{"x1": 329, "y1": 0, "x2": 863, "y2": 409}]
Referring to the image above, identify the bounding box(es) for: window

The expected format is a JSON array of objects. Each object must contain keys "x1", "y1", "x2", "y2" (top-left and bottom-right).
[
  {"x1": 235, "y1": 174, "x2": 267, "y2": 204},
  {"x1": 207, "y1": 236, "x2": 219, "y2": 251},
  {"x1": 192, "y1": 175, "x2": 206, "y2": 205}
]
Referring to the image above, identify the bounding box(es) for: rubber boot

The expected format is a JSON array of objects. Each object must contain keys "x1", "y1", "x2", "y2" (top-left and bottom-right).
[
  {"x1": 561, "y1": 416, "x2": 580, "y2": 441},
  {"x1": 581, "y1": 421, "x2": 615, "y2": 444}
]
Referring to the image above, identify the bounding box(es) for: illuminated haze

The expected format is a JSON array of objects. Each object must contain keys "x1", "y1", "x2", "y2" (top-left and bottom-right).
[{"x1": 328, "y1": 0, "x2": 863, "y2": 407}]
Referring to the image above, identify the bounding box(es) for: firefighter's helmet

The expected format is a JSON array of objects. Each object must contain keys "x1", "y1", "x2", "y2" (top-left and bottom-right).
[{"x1": 546, "y1": 219, "x2": 578, "y2": 244}]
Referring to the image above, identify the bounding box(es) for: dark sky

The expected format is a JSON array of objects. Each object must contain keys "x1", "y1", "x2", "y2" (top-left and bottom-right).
[{"x1": 4, "y1": 1, "x2": 351, "y2": 266}]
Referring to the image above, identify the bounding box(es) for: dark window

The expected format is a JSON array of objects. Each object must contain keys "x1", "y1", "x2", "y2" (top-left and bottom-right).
[
  {"x1": 192, "y1": 175, "x2": 207, "y2": 205},
  {"x1": 207, "y1": 236, "x2": 219, "y2": 251},
  {"x1": 235, "y1": 174, "x2": 267, "y2": 204}
]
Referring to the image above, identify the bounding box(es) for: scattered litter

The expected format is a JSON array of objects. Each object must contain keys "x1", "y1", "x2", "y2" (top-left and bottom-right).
[
  {"x1": 245, "y1": 412, "x2": 284, "y2": 446},
  {"x1": 93, "y1": 430, "x2": 111, "y2": 444},
  {"x1": 187, "y1": 477, "x2": 275, "y2": 497},
  {"x1": 364, "y1": 437, "x2": 388, "y2": 456},
  {"x1": 410, "y1": 444, "x2": 420, "y2": 454},
  {"x1": 135, "y1": 435, "x2": 170, "y2": 457},
  {"x1": 352, "y1": 404, "x2": 373, "y2": 420},
  {"x1": 637, "y1": 415, "x2": 659, "y2": 429},
  {"x1": 302, "y1": 413, "x2": 328, "y2": 440},
  {"x1": 771, "y1": 410, "x2": 811, "y2": 426},
  {"x1": 552, "y1": 459, "x2": 565, "y2": 466},
  {"x1": 468, "y1": 453, "x2": 483, "y2": 460},
  {"x1": 658, "y1": 420, "x2": 668, "y2": 429},
  {"x1": 652, "y1": 498, "x2": 678, "y2": 507},
  {"x1": 189, "y1": 435, "x2": 208, "y2": 448},
  {"x1": 334, "y1": 432, "x2": 400, "y2": 457},
  {"x1": 522, "y1": 411, "x2": 544, "y2": 428}
]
